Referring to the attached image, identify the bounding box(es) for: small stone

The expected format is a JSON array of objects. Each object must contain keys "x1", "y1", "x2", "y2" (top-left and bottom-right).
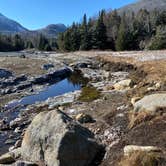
[
  {"x1": 9, "y1": 146, "x2": 15, "y2": 152},
  {"x1": 14, "y1": 127, "x2": 22, "y2": 133},
  {"x1": 15, "y1": 160, "x2": 38, "y2": 166},
  {"x1": 14, "y1": 140, "x2": 22, "y2": 148},
  {"x1": 147, "y1": 86, "x2": 157, "y2": 91},
  {"x1": 155, "y1": 82, "x2": 161, "y2": 89},
  {"x1": 5, "y1": 139, "x2": 15, "y2": 145},
  {"x1": 75, "y1": 113, "x2": 94, "y2": 123},
  {"x1": 116, "y1": 113, "x2": 124, "y2": 118},
  {"x1": 124, "y1": 145, "x2": 161, "y2": 156},
  {"x1": 131, "y1": 97, "x2": 141, "y2": 105},
  {"x1": 10, "y1": 118, "x2": 22, "y2": 129},
  {"x1": 0, "y1": 153, "x2": 15, "y2": 164},
  {"x1": 113, "y1": 79, "x2": 134, "y2": 91},
  {"x1": 9, "y1": 148, "x2": 22, "y2": 159}
]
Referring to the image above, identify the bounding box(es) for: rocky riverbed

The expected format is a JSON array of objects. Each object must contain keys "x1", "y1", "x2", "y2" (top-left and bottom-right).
[{"x1": 0, "y1": 50, "x2": 166, "y2": 166}]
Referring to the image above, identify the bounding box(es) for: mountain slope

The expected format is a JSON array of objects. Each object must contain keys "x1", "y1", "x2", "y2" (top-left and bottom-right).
[
  {"x1": 118, "y1": 0, "x2": 166, "y2": 14},
  {"x1": 0, "y1": 13, "x2": 66, "y2": 38},
  {"x1": 0, "y1": 13, "x2": 27, "y2": 33},
  {"x1": 35, "y1": 24, "x2": 67, "y2": 38}
]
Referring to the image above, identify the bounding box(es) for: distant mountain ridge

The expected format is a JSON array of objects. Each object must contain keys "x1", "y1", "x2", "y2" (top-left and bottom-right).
[
  {"x1": 118, "y1": 0, "x2": 166, "y2": 14},
  {"x1": 0, "y1": 13, "x2": 66, "y2": 38},
  {"x1": 36, "y1": 24, "x2": 67, "y2": 38},
  {"x1": 0, "y1": 13, "x2": 27, "y2": 33}
]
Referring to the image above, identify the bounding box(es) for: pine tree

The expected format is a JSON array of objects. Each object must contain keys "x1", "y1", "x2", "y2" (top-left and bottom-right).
[
  {"x1": 70, "y1": 23, "x2": 81, "y2": 51},
  {"x1": 63, "y1": 30, "x2": 72, "y2": 51},
  {"x1": 13, "y1": 34, "x2": 24, "y2": 51},
  {"x1": 80, "y1": 14, "x2": 90, "y2": 50},
  {"x1": 38, "y1": 34, "x2": 49, "y2": 50},
  {"x1": 26, "y1": 41, "x2": 34, "y2": 49},
  {"x1": 95, "y1": 10, "x2": 107, "y2": 50},
  {"x1": 115, "y1": 15, "x2": 127, "y2": 51}
]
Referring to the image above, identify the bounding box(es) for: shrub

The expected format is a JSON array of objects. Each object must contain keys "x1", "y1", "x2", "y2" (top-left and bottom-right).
[{"x1": 78, "y1": 86, "x2": 101, "y2": 102}]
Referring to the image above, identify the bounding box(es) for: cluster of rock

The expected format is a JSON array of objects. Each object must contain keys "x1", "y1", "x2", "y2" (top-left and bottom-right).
[
  {"x1": 0, "y1": 55, "x2": 165, "y2": 166},
  {"x1": 0, "y1": 67, "x2": 72, "y2": 95},
  {"x1": 0, "y1": 110, "x2": 102, "y2": 166}
]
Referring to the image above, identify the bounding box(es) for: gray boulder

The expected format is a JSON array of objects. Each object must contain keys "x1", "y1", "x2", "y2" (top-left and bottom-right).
[
  {"x1": 21, "y1": 110, "x2": 101, "y2": 166},
  {"x1": 0, "y1": 69, "x2": 13, "y2": 79},
  {"x1": 134, "y1": 93, "x2": 166, "y2": 112}
]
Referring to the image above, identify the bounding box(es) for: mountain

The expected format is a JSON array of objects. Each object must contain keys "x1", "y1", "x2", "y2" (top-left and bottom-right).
[
  {"x1": 118, "y1": 0, "x2": 166, "y2": 14},
  {"x1": 0, "y1": 13, "x2": 27, "y2": 33},
  {"x1": 35, "y1": 24, "x2": 67, "y2": 38},
  {"x1": 0, "y1": 13, "x2": 66, "y2": 38}
]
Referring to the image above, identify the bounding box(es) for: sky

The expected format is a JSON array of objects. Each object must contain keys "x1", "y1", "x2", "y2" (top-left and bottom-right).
[{"x1": 0, "y1": 0, "x2": 136, "y2": 30}]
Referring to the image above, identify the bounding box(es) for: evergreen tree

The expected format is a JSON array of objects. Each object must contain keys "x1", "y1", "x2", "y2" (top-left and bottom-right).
[
  {"x1": 63, "y1": 30, "x2": 72, "y2": 51},
  {"x1": 95, "y1": 10, "x2": 107, "y2": 50},
  {"x1": 115, "y1": 15, "x2": 128, "y2": 51},
  {"x1": 80, "y1": 14, "x2": 90, "y2": 50},
  {"x1": 148, "y1": 25, "x2": 166, "y2": 50},
  {"x1": 38, "y1": 34, "x2": 50, "y2": 51},
  {"x1": 13, "y1": 34, "x2": 24, "y2": 51},
  {"x1": 70, "y1": 23, "x2": 81, "y2": 51},
  {"x1": 26, "y1": 41, "x2": 34, "y2": 49},
  {"x1": 57, "y1": 33, "x2": 65, "y2": 50}
]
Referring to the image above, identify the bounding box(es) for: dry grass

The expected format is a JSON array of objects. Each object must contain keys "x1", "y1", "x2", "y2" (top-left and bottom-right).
[
  {"x1": 141, "y1": 60, "x2": 166, "y2": 82},
  {"x1": 128, "y1": 111, "x2": 155, "y2": 129},
  {"x1": 92, "y1": 51, "x2": 166, "y2": 83},
  {"x1": 0, "y1": 57, "x2": 47, "y2": 76},
  {"x1": 119, "y1": 151, "x2": 166, "y2": 166}
]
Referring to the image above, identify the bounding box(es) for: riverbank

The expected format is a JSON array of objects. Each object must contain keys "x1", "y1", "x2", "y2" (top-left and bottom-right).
[{"x1": 0, "y1": 50, "x2": 165, "y2": 166}]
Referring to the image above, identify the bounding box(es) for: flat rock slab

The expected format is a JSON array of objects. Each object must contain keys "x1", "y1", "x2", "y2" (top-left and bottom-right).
[
  {"x1": 134, "y1": 93, "x2": 166, "y2": 112},
  {"x1": 124, "y1": 145, "x2": 161, "y2": 156}
]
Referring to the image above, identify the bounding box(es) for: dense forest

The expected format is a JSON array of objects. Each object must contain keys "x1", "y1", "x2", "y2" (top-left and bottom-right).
[
  {"x1": 0, "y1": 9, "x2": 166, "y2": 52},
  {"x1": 0, "y1": 33, "x2": 54, "y2": 52},
  {"x1": 57, "y1": 9, "x2": 166, "y2": 51}
]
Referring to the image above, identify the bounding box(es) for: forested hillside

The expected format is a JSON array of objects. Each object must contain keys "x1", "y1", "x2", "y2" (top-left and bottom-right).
[
  {"x1": 57, "y1": 9, "x2": 166, "y2": 51},
  {"x1": 0, "y1": 33, "x2": 55, "y2": 52}
]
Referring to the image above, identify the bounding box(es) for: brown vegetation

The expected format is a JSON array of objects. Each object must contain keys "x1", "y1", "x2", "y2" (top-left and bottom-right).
[{"x1": 119, "y1": 151, "x2": 166, "y2": 166}]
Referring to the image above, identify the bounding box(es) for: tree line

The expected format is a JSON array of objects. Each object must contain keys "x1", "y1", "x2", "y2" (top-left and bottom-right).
[
  {"x1": 57, "y1": 9, "x2": 166, "y2": 51},
  {"x1": 0, "y1": 9, "x2": 165, "y2": 52},
  {"x1": 0, "y1": 33, "x2": 54, "y2": 52}
]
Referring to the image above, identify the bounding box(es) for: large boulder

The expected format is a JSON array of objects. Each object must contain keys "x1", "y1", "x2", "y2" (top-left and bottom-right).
[
  {"x1": 21, "y1": 110, "x2": 101, "y2": 166},
  {"x1": 134, "y1": 93, "x2": 166, "y2": 112},
  {"x1": 0, "y1": 69, "x2": 13, "y2": 79},
  {"x1": 113, "y1": 79, "x2": 133, "y2": 90}
]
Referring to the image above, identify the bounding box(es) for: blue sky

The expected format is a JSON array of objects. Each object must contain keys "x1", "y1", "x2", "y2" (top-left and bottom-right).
[{"x1": 0, "y1": 0, "x2": 136, "y2": 30}]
